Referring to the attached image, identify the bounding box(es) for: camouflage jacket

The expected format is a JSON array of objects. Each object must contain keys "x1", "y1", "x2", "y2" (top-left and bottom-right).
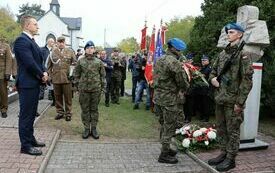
[
  {"x1": 153, "y1": 50, "x2": 189, "y2": 107},
  {"x1": 209, "y1": 43, "x2": 254, "y2": 106},
  {"x1": 48, "y1": 47, "x2": 76, "y2": 84},
  {"x1": 111, "y1": 55, "x2": 124, "y2": 79},
  {"x1": 0, "y1": 42, "x2": 12, "y2": 79},
  {"x1": 73, "y1": 54, "x2": 106, "y2": 92}
]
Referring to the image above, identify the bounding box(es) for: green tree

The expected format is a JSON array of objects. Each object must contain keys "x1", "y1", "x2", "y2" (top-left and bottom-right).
[
  {"x1": 17, "y1": 3, "x2": 45, "y2": 22},
  {"x1": 189, "y1": 0, "x2": 275, "y2": 116},
  {"x1": 117, "y1": 37, "x2": 139, "y2": 53},
  {"x1": 0, "y1": 7, "x2": 21, "y2": 44},
  {"x1": 166, "y1": 16, "x2": 195, "y2": 45}
]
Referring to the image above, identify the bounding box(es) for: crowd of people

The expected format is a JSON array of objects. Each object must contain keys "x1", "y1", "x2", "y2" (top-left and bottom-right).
[{"x1": 0, "y1": 14, "x2": 254, "y2": 172}]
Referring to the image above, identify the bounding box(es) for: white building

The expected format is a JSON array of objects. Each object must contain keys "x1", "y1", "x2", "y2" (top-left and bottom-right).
[{"x1": 35, "y1": 0, "x2": 84, "y2": 51}]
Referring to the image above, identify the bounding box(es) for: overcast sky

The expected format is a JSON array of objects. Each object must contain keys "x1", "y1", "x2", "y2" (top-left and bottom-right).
[{"x1": 0, "y1": 0, "x2": 204, "y2": 47}]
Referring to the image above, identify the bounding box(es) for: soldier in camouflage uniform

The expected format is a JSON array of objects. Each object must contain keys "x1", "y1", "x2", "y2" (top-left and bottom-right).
[
  {"x1": 154, "y1": 38, "x2": 189, "y2": 164},
  {"x1": 208, "y1": 23, "x2": 254, "y2": 172},
  {"x1": 74, "y1": 41, "x2": 105, "y2": 139},
  {"x1": 48, "y1": 36, "x2": 76, "y2": 121},
  {"x1": 110, "y1": 49, "x2": 124, "y2": 104},
  {"x1": 0, "y1": 40, "x2": 12, "y2": 118}
]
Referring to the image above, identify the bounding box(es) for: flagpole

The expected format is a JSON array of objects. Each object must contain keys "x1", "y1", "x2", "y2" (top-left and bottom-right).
[{"x1": 104, "y1": 27, "x2": 106, "y2": 48}]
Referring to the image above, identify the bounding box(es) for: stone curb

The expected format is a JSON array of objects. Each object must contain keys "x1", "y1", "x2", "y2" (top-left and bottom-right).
[
  {"x1": 186, "y1": 150, "x2": 219, "y2": 173},
  {"x1": 58, "y1": 139, "x2": 159, "y2": 144},
  {"x1": 8, "y1": 91, "x2": 18, "y2": 103},
  {"x1": 38, "y1": 129, "x2": 61, "y2": 173}
]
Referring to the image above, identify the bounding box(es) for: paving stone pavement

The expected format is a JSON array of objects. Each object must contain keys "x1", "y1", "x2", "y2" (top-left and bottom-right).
[
  {"x1": 0, "y1": 99, "x2": 51, "y2": 128},
  {"x1": 196, "y1": 134, "x2": 275, "y2": 173},
  {"x1": 0, "y1": 127, "x2": 58, "y2": 173},
  {"x1": 45, "y1": 142, "x2": 207, "y2": 173}
]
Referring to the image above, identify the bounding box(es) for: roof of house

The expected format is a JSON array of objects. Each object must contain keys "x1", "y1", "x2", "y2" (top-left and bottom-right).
[
  {"x1": 61, "y1": 17, "x2": 82, "y2": 30},
  {"x1": 50, "y1": 0, "x2": 60, "y2": 5}
]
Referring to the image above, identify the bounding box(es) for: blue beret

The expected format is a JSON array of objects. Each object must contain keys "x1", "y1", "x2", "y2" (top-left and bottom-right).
[
  {"x1": 225, "y1": 22, "x2": 245, "y2": 34},
  {"x1": 167, "y1": 38, "x2": 187, "y2": 51},
  {"x1": 201, "y1": 54, "x2": 209, "y2": 60},
  {"x1": 84, "y1": 41, "x2": 95, "y2": 50}
]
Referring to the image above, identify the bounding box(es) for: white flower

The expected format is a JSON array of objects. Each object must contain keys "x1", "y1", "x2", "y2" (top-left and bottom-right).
[
  {"x1": 184, "y1": 126, "x2": 190, "y2": 131},
  {"x1": 176, "y1": 128, "x2": 181, "y2": 134},
  {"x1": 204, "y1": 141, "x2": 209, "y2": 146},
  {"x1": 182, "y1": 138, "x2": 190, "y2": 148},
  {"x1": 207, "y1": 131, "x2": 217, "y2": 140},
  {"x1": 193, "y1": 130, "x2": 202, "y2": 137},
  {"x1": 199, "y1": 128, "x2": 207, "y2": 133}
]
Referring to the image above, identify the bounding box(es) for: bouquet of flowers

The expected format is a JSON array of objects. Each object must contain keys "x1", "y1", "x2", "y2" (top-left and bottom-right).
[
  {"x1": 174, "y1": 124, "x2": 217, "y2": 152},
  {"x1": 183, "y1": 62, "x2": 209, "y2": 88}
]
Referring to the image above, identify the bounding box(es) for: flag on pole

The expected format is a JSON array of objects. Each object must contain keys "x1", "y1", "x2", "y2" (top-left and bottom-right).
[
  {"x1": 140, "y1": 26, "x2": 147, "y2": 50},
  {"x1": 161, "y1": 25, "x2": 168, "y2": 46},
  {"x1": 154, "y1": 29, "x2": 163, "y2": 63},
  {"x1": 148, "y1": 26, "x2": 156, "y2": 59},
  {"x1": 145, "y1": 26, "x2": 156, "y2": 85}
]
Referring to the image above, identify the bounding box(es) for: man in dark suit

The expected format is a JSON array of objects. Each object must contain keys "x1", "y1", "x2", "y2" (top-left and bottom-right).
[
  {"x1": 39, "y1": 38, "x2": 55, "y2": 101},
  {"x1": 13, "y1": 15, "x2": 48, "y2": 156}
]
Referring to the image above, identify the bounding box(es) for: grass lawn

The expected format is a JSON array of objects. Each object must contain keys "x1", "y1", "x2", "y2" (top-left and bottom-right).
[{"x1": 36, "y1": 94, "x2": 160, "y2": 141}]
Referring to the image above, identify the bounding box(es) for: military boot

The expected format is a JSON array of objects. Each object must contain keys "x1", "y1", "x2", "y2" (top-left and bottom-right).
[
  {"x1": 91, "y1": 128, "x2": 99, "y2": 139},
  {"x1": 158, "y1": 152, "x2": 178, "y2": 164},
  {"x1": 216, "y1": 158, "x2": 235, "y2": 172},
  {"x1": 208, "y1": 152, "x2": 227, "y2": 165},
  {"x1": 82, "y1": 129, "x2": 90, "y2": 139},
  {"x1": 168, "y1": 149, "x2": 177, "y2": 157},
  {"x1": 208, "y1": 152, "x2": 226, "y2": 165}
]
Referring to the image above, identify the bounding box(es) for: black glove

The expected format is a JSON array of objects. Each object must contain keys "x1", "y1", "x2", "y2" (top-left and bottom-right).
[{"x1": 4, "y1": 74, "x2": 10, "y2": 81}]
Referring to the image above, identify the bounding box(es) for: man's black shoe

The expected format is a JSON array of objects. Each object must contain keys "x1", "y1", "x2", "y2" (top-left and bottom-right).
[
  {"x1": 35, "y1": 112, "x2": 40, "y2": 117},
  {"x1": 20, "y1": 147, "x2": 42, "y2": 156},
  {"x1": 158, "y1": 152, "x2": 178, "y2": 164},
  {"x1": 82, "y1": 129, "x2": 90, "y2": 139},
  {"x1": 1, "y1": 112, "x2": 7, "y2": 118},
  {"x1": 115, "y1": 102, "x2": 120, "y2": 105},
  {"x1": 216, "y1": 158, "x2": 235, "y2": 172},
  {"x1": 32, "y1": 140, "x2": 46, "y2": 147},
  {"x1": 208, "y1": 152, "x2": 227, "y2": 165},
  {"x1": 91, "y1": 128, "x2": 99, "y2": 139},
  {"x1": 55, "y1": 114, "x2": 63, "y2": 120},
  {"x1": 105, "y1": 103, "x2": 110, "y2": 107},
  {"x1": 65, "y1": 116, "x2": 71, "y2": 121}
]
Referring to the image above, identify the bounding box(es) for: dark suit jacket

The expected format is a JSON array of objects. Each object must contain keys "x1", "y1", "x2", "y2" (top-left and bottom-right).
[
  {"x1": 40, "y1": 45, "x2": 50, "y2": 63},
  {"x1": 14, "y1": 33, "x2": 46, "y2": 88}
]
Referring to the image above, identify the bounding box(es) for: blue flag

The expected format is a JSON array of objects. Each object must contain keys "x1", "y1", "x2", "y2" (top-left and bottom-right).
[{"x1": 154, "y1": 29, "x2": 163, "y2": 63}]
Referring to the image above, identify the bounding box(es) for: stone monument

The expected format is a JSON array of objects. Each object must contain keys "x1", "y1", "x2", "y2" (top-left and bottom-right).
[{"x1": 217, "y1": 5, "x2": 270, "y2": 149}]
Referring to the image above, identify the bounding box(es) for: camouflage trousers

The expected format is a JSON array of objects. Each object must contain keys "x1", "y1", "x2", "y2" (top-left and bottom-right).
[
  {"x1": 155, "y1": 104, "x2": 184, "y2": 152},
  {"x1": 110, "y1": 77, "x2": 121, "y2": 103},
  {"x1": 79, "y1": 91, "x2": 101, "y2": 130},
  {"x1": 0, "y1": 79, "x2": 8, "y2": 113},
  {"x1": 216, "y1": 104, "x2": 244, "y2": 159}
]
